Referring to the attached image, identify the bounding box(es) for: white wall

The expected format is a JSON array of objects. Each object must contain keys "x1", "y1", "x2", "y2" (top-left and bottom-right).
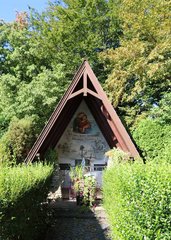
[{"x1": 55, "y1": 100, "x2": 110, "y2": 187}]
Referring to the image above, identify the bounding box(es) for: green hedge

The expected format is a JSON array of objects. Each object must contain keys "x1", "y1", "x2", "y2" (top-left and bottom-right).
[
  {"x1": 132, "y1": 119, "x2": 171, "y2": 162},
  {"x1": 103, "y1": 162, "x2": 171, "y2": 239},
  {"x1": 0, "y1": 163, "x2": 53, "y2": 240}
]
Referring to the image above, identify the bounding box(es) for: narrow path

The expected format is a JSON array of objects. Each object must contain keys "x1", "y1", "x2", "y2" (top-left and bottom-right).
[{"x1": 45, "y1": 200, "x2": 111, "y2": 240}]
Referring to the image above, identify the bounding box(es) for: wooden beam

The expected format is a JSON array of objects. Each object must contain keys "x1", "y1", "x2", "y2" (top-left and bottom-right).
[
  {"x1": 87, "y1": 89, "x2": 102, "y2": 100},
  {"x1": 83, "y1": 71, "x2": 87, "y2": 96},
  {"x1": 68, "y1": 89, "x2": 84, "y2": 99}
]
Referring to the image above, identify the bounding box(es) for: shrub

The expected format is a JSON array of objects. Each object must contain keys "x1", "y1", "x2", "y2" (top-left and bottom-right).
[
  {"x1": 0, "y1": 116, "x2": 36, "y2": 165},
  {"x1": 105, "y1": 148, "x2": 131, "y2": 167},
  {"x1": 133, "y1": 118, "x2": 171, "y2": 162},
  {"x1": 158, "y1": 142, "x2": 171, "y2": 164},
  {"x1": 103, "y1": 162, "x2": 171, "y2": 239},
  {"x1": 0, "y1": 163, "x2": 53, "y2": 240}
]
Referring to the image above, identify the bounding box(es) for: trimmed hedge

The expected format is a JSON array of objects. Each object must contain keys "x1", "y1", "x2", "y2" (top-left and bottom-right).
[
  {"x1": 103, "y1": 162, "x2": 171, "y2": 239},
  {"x1": 0, "y1": 163, "x2": 53, "y2": 240}
]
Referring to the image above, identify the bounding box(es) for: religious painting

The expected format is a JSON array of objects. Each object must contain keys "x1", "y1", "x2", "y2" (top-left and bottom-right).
[{"x1": 73, "y1": 112, "x2": 91, "y2": 134}]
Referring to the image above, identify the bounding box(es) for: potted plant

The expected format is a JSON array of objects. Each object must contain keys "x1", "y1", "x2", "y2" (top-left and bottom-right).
[{"x1": 69, "y1": 166, "x2": 96, "y2": 207}]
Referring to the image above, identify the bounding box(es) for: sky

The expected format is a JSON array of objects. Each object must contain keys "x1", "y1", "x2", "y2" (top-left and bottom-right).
[{"x1": 0, "y1": 0, "x2": 48, "y2": 22}]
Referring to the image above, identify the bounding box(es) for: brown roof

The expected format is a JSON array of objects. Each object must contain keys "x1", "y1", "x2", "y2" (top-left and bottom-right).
[{"x1": 25, "y1": 60, "x2": 139, "y2": 163}]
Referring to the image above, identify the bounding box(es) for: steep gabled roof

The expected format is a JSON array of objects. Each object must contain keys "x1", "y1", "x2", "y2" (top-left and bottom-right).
[{"x1": 25, "y1": 60, "x2": 139, "y2": 163}]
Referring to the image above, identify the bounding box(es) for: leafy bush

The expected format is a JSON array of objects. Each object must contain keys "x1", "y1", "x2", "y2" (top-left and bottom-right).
[
  {"x1": 105, "y1": 148, "x2": 131, "y2": 167},
  {"x1": 158, "y1": 142, "x2": 171, "y2": 164},
  {"x1": 103, "y1": 162, "x2": 171, "y2": 239},
  {"x1": 0, "y1": 116, "x2": 36, "y2": 165},
  {"x1": 133, "y1": 118, "x2": 171, "y2": 162},
  {"x1": 0, "y1": 163, "x2": 53, "y2": 240}
]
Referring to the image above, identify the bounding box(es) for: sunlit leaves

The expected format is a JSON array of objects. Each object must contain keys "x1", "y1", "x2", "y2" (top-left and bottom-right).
[
  {"x1": 101, "y1": 0, "x2": 171, "y2": 126},
  {"x1": 103, "y1": 162, "x2": 171, "y2": 239}
]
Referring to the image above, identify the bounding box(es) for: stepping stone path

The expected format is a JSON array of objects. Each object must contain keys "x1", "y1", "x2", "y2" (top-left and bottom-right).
[{"x1": 45, "y1": 200, "x2": 111, "y2": 240}]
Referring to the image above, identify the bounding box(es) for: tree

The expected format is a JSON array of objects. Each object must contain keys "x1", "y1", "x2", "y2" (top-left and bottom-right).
[
  {"x1": 28, "y1": 0, "x2": 121, "y2": 81},
  {"x1": 0, "y1": 1, "x2": 122, "y2": 137},
  {"x1": 15, "y1": 65, "x2": 67, "y2": 130},
  {"x1": 0, "y1": 65, "x2": 66, "y2": 136},
  {"x1": 100, "y1": 0, "x2": 171, "y2": 127},
  {"x1": 0, "y1": 18, "x2": 67, "y2": 136},
  {"x1": 151, "y1": 92, "x2": 171, "y2": 125}
]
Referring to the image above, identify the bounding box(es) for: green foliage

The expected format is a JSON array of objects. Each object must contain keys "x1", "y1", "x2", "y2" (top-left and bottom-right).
[
  {"x1": 0, "y1": 116, "x2": 9, "y2": 138},
  {"x1": 44, "y1": 148, "x2": 58, "y2": 165},
  {"x1": 132, "y1": 92, "x2": 171, "y2": 163},
  {"x1": 0, "y1": 19, "x2": 67, "y2": 135},
  {"x1": 133, "y1": 118, "x2": 171, "y2": 162},
  {"x1": 101, "y1": 0, "x2": 171, "y2": 126},
  {"x1": 70, "y1": 166, "x2": 96, "y2": 207},
  {"x1": 28, "y1": 0, "x2": 121, "y2": 81},
  {"x1": 0, "y1": 163, "x2": 53, "y2": 240},
  {"x1": 0, "y1": 116, "x2": 36, "y2": 165},
  {"x1": 70, "y1": 165, "x2": 84, "y2": 184},
  {"x1": 0, "y1": 21, "x2": 50, "y2": 79},
  {"x1": 103, "y1": 162, "x2": 171, "y2": 239},
  {"x1": 105, "y1": 148, "x2": 131, "y2": 167},
  {"x1": 1, "y1": 0, "x2": 170, "y2": 133},
  {"x1": 82, "y1": 176, "x2": 96, "y2": 207},
  {"x1": 159, "y1": 142, "x2": 171, "y2": 165},
  {"x1": 0, "y1": 2, "x2": 170, "y2": 237},
  {"x1": 151, "y1": 92, "x2": 171, "y2": 125},
  {"x1": 0, "y1": 64, "x2": 67, "y2": 134},
  {"x1": 16, "y1": 65, "x2": 67, "y2": 131},
  {"x1": 0, "y1": 1, "x2": 119, "y2": 166}
]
